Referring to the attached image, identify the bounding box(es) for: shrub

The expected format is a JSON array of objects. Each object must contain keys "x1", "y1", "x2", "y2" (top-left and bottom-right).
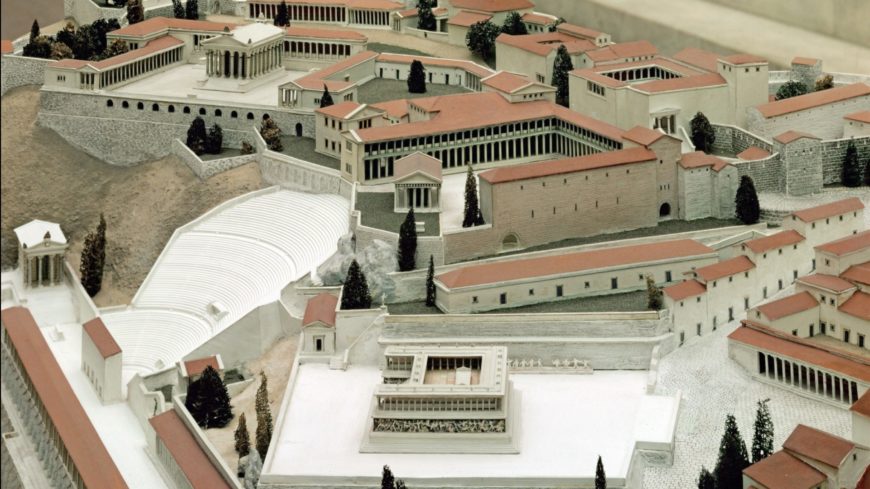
[
  {"x1": 466, "y1": 20, "x2": 500, "y2": 62},
  {"x1": 186, "y1": 116, "x2": 208, "y2": 155},
  {"x1": 185, "y1": 0, "x2": 199, "y2": 19},
  {"x1": 775, "y1": 80, "x2": 807, "y2": 100},
  {"x1": 814, "y1": 74, "x2": 833, "y2": 91},
  {"x1": 416, "y1": 0, "x2": 436, "y2": 31},
  {"x1": 319, "y1": 85, "x2": 334, "y2": 108},
  {"x1": 206, "y1": 123, "x2": 223, "y2": 154},
  {"x1": 501, "y1": 11, "x2": 527, "y2": 35},
  {"x1": 842, "y1": 139, "x2": 861, "y2": 187},
  {"x1": 241, "y1": 141, "x2": 255, "y2": 155},
  {"x1": 690, "y1": 112, "x2": 715, "y2": 153}
]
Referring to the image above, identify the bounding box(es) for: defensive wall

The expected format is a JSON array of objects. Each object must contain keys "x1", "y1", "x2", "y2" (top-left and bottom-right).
[{"x1": 0, "y1": 55, "x2": 52, "y2": 96}]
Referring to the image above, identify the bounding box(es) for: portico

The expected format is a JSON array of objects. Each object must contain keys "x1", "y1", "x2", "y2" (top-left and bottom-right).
[
  {"x1": 13, "y1": 220, "x2": 68, "y2": 288},
  {"x1": 202, "y1": 23, "x2": 285, "y2": 81},
  {"x1": 393, "y1": 152, "x2": 443, "y2": 213}
]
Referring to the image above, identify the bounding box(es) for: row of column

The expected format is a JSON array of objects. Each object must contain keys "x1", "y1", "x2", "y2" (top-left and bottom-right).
[
  {"x1": 757, "y1": 351, "x2": 859, "y2": 404},
  {"x1": 377, "y1": 397, "x2": 499, "y2": 412},
  {"x1": 349, "y1": 9, "x2": 390, "y2": 26},
  {"x1": 206, "y1": 43, "x2": 282, "y2": 79},
  {"x1": 286, "y1": 40, "x2": 350, "y2": 59},
  {"x1": 395, "y1": 184, "x2": 439, "y2": 210},
  {"x1": 608, "y1": 66, "x2": 679, "y2": 82},
  {"x1": 100, "y1": 47, "x2": 181, "y2": 89},
  {"x1": 24, "y1": 254, "x2": 63, "y2": 287},
  {"x1": 249, "y1": 3, "x2": 346, "y2": 22}
]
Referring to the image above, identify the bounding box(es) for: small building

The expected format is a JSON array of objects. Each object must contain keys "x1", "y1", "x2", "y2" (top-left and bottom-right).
[
  {"x1": 748, "y1": 291, "x2": 819, "y2": 338},
  {"x1": 782, "y1": 197, "x2": 865, "y2": 249},
  {"x1": 844, "y1": 111, "x2": 870, "y2": 138},
  {"x1": 481, "y1": 71, "x2": 556, "y2": 103},
  {"x1": 200, "y1": 23, "x2": 285, "y2": 89},
  {"x1": 393, "y1": 152, "x2": 442, "y2": 213},
  {"x1": 301, "y1": 293, "x2": 338, "y2": 354},
  {"x1": 81, "y1": 317, "x2": 123, "y2": 404},
  {"x1": 178, "y1": 354, "x2": 224, "y2": 392},
  {"x1": 148, "y1": 408, "x2": 234, "y2": 489},
  {"x1": 13, "y1": 219, "x2": 68, "y2": 288},
  {"x1": 815, "y1": 230, "x2": 870, "y2": 276},
  {"x1": 852, "y1": 391, "x2": 870, "y2": 447},
  {"x1": 738, "y1": 229, "x2": 810, "y2": 294},
  {"x1": 742, "y1": 450, "x2": 827, "y2": 489}
]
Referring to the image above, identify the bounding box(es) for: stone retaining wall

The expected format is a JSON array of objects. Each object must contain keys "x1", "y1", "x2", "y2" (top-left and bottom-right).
[
  {"x1": 711, "y1": 124, "x2": 774, "y2": 156},
  {"x1": 821, "y1": 136, "x2": 870, "y2": 184},
  {"x1": 1, "y1": 56, "x2": 52, "y2": 97},
  {"x1": 171, "y1": 138, "x2": 258, "y2": 179}
]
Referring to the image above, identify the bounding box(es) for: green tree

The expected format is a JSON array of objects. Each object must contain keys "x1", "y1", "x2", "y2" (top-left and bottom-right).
[
  {"x1": 713, "y1": 414, "x2": 750, "y2": 489},
  {"x1": 465, "y1": 20, "x2": 500, "y2": 62},
  {"x1": 646, "y1": 275, "x2": 663, "y2": 310},
  {"x1": 127, "y1": 0, "x2": 145, "y2": 24},
  {"x1": 185, "y1": 0, "x2": 199, "y2": 19},
  {"x1": 260, "y1": 117, "x2": 283, "y2": 151},
  {"x1": 23, "y1": 35, "x2": 52, "y2": 58},
  {"x1": 234, "y1": 412, "x2": 251, "y2": 457},
  {"x1": 842, "y1": 139, "x2": 861, "y2": 187},
  {"x1": 341, "y1": 260, "x2": 373, "y2": 309},
  {"x1": 552, "y1": 44, "x2": 573, "y2": 107},
  {"x1": 55, "y1": 22, "x2": 76, "y2": 51},
  {"x1": 50, "y1": 41, "x2": 74, "y2": 60},
  {"x1": 690, "y1": 112, "x2": 716, "y2": 153},
  {"x1": 697, "y1": 467, "x2": 715, "y2": 489},
  {"x1": 29, "y1": 19, "x2": 40, "y2": 43},
  {"x1": 255, "y1": 372, "x2": 273, "y2": 460},
  {"x1": 735, "y1": 176, "x2": 760, "y2": 225},
  {"x1": 172, "y1": 0, "x2": 185, "y2": 18},
  {"x1": 398, "y1": 208, "x2": 418, "y2": 271},
  {"x1": 501, "y1": 11, "x2": 527, "y2": 35},
  {"x1": 320, "y1": 85, "x2": 334, "y2": 108},
  {"x1": 274, "y1": 0, "x2": 290, "y2": 26},
  {"x1": 381, "y1": 465, "x2": 395, "y2": 489},
  {"x1": 79, "y1": 215, "x2": 107, "y2": 297},
  {"x1": 206, "y1": 123, "x2": 224, "y2": 154},
  {"x1": 462, "y1": 164, "x2": 484, "y2": 227},
  {"x1": 101, "y1": 38, "x2": 129, "y2": 60},
  {"x1": 185, "y1": 365, "x2": 233, "y2": 428},
  {"x1": 595, "y1": 455, "x2": 606, "y2": 489},
  {"x1": 775, "y1": 80, "x2": 807, "y2": 100},
  {"x1": 751, "y1": 399, "x2": 773, "y2": 463},
  {"x1": 407, "y1": 59, "x2": 426, "y2": 94},
  {"x1": 814, "y1": 74, "x2": 833, "y2": 91},
  {"x1": 416, "y1": 0, "x2": 436, "y2": 31},
  {"x1": 186, "y1": 116, "x2": 208, "y2": 155},
  {"x1": 425, "y1": 255, "x2": 436, "y2": 307}
]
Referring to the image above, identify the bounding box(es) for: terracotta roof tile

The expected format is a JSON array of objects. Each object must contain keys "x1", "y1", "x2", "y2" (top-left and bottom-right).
[
  {"x1": 743, "y1": 230, "x2": 805, "y2": 254},
  {"x1": 370, "y1": 99, "x2": 409, "y2": 119},
  {"x1": 663, "y1": 279, "x2": 706, "y2": 300},
  {"x1": 496, "y1": 32, "x2": 596, "y2": 57},
  {"x1": 376, "y1": 52, "x2": 494, "y2": 77},
  {"x1": 479, "y1": 147, "x2": 656, "y2": 184},
  {"x1": 556, "y1": 23, "x2": 603, "y2": 40},
  {"x1": 394, "y1": 152, "x2": 442, "y2": 181},
  {"x1": 0, "y1": 307, "x2": 128, "y2": 489},
  {"x1": 840, "y1": 291, "x2": 870, "y2": 321},
  {"x1": 149, "y1": 410, "x2": 233, "y2": 489},
  {"x1": 729, "y1": 322, "x2": 870, "y2": 382},
  {"x1": 291, "y1": 50, "x2": 378, "y2": 90},
  {"x1": 83, "y1": 317, "x2": 122, "y2": 358},
  {"x1": 792, "y1": 56, "x2": 820, "y2": 66},
  {"x1": 285, "y1": 25, "x2": 367, "y2": 41},
  {"x1": 743, "y1": 450, "x2": 826, "y2": 489},
  {"x1": 755, "y1": 291, "x2": 818, "y2": 321},
  {"x1": 693, "y1": 255, "x2": 755, "y2": 282},
  {"x1": 852, "y1": 390, "x2": 870, "y2": 417},
  {"x1": 450, "y1": 0, "x2": 534, "y2": 12},
  {"x1": 841, "y1": 261, "x2": 870, "y2": 286},
  {"x1": 1, "y1": 40, "x2": 13, "y2": 54},
  {"x1": 315, "y1": 101, "x2": 364, "y2": 119},
  {"x1": 593, "y1": 57, "x2": 705, "y2": 77},
  {"x1": 736, "y1": 146, "x2": 771, "y2": 160},
  {"x1": 773, "y1": 130, "x2": 819, "y2": 144},
  {"x1": 585, "y1": 40, "x2": 657, "y2": 62},
  {"x1": 845, "y1": 110, "x2": 870, "y2": 123},
  {"x1": 482, "y1": 71, "x2": 534, "y2": 93},
  {"x1": 622, "y1": 126, "x2": 668, "y2": 147},
  {"x1": 303, "y1": 293, "x2": 338, "y2": 327},
  {"x1": 783, "y1": 424, "x2": 856, "y2": 468},
  {"x1": 632, "y1": 73, "x2": 727, "y2": 94},
  {"x1": 447, "y1": 10, "x2": 492, "y2": 27},
  {"x1": 757, "y1": 82, "x2": 870, "y2": 118},
  {"x1": 571, "y1": 68, "x2": 626, "y2": 88},
  {"x1": 672, "y1": 47, "x2": 720, "y2": 72},
  {"x1": 792, "y1": 197, "x2": 864, "y2": 223},
  {"x1": 679, "y1": 151, "x2": 729, "y2": 171},
  {"x1": 797, "y1": 273, "x2": 857, "y2": 293},
  {"x1": 396, "y1": 7, "x2": 418, "y2": 17},
  {"x1": 521, "y1": 12, "x2": 556, "y2": 25},
  {"x1": 183, "y1": 356, "x2": 220, "y2": 377},
  {"x1": 815, "y1": 229, "x2": 870, "y2": 257},
  {"x1": 720, "y1": 53, "x2": 766, "y2": 65},
  {"x1": 110, "y1": 17, "x2": 236, "y2": 37},
  {"x1": 437, "y1": 239, "x2": 715, "y2": 289},
  {"x1": 51, "y1": 35, "x2": 185, "y2": 71}
]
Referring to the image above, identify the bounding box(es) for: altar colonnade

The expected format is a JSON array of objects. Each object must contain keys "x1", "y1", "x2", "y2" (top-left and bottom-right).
[{"x1": 206, "y1": 41, "x2": 283, "y2": 79}]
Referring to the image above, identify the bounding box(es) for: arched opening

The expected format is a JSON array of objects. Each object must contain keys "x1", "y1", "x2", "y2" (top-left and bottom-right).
[
  {"x1": 502, "y1": 233, "x2": 520, "y2": 251},
  {"x1": 659, "y1": 203, "x2": 671, "y2": 217},
  {"x1": 168, "y1": 105, "x2": 175, "y2": 113},
  {"x1": 122, "y1": 101, "x2": 129, "y2": 108},
  {"x1": 199, "y1": 107, "x2": 206, "y2": 115},
  {"x1": 152, "y1": 103, "x2": 159, "y2": 111},
  {"x1": 183, "y1": 106, "x2": 191, "y2": 114},
  {"x1": 215, "y1": 109, "x2": 222, "y2": 117},
  {"x1": 262, "y1": 113, "x2": 270, "y2": 121},
  {"x1": 295, "y1": 123, "x2": 303, "y2": 137},
  {"x1": 231, "y1": 110, "x2": 238, "y2": 118},
  {"x1": 137, "y1": 102, "x2": 144, "y2": 110},
  {"x1": 106, "y1": 99, "x2": 114, "y2": 107},
  {"x1": 247, "y1": 112, "x2": 254, "y2": 120}
]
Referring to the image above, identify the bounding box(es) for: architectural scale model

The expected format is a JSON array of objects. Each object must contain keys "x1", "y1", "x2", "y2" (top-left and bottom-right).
[{"x1": 1, "y1": 0, "x2": 868, "y2": 487}]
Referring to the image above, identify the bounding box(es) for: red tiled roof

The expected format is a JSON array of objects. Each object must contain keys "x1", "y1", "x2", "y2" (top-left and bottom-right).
[
  {"x1": 840, "y1": 291, "x2": 870, "y2": 321},
  {"x1": 53, "y1": 35, "x2": 184, "y2": 70},
  {"x1": 797, "y1": 273, "x2": 857, "y2": 293},
  {"x1": 482, "y1": 71, "x2": 534, "y2": 93},
  {"x1": 450, "y1": 0, "x2": 534, "y2": 12},
  {"x1": 679, "y1": 151, "x2": 729, "y2": 172},
  {"x1": 743, "y1": 450, "x2": 826, "y2": 489},
  {"x1": 316, "y1": 100, "x2": 364, "y2": 119},
  {"x1": 183, "y1": 356, "x2": 220, "y2": 377},
  {"x1": 370, "y1": 99, "x2": 409, "y2": 119},
  {"x1": 743, "y1": 230, "x2": 805, "y2": 254},
  {"x1": 593, "y1": 57, "x2": 705, "y2": 77},
  {"x1": 755, "y1": 291, "x2": 818, "y2": 321},
  {"x1": 663, "y1": 279, "x2": 706, "y2": 300},
  {"x1": 783, "y1": 424, "x2": 856, "y2": 468},
  {"x1": 585, "y1": 40, "x2": 658, "y2": 63},
  {"x1": 437, "y1": 239, "x2": 715, "y2": 289},
  {"x1": 632, "y1": 73, "x2": 727, "y2": 94},
  {"x1": 397, "y1": 7, "x2": 418, "y2": 17},
  {"x1": 286, "y1": 25, "x2": 367, "y2": 41},
  {"x1": 622, "y1": 126, "x2": 668, "y2": 147},
  {"x1": 556, "y1": 23, "x2": 603, "y2": 40},
  {"x1": 792, "y1": 56, "x2": 820, "y2": 66},
  {"x1": 693, "y1": 255, "x2": 755, "y2": 282},
  {"x1": 292, "y1": 50, "x2": 378, "y2": 90},
  {"x1": 394, "y1": 152, "x2": 442, "y2": 181},
  {"x1": 447, "y1": 10, "x2": 492, "y2": 27},
  {"x1": 479, "y1": 147, "x2": 655, "y2": 184},
  {"x1": 521, "y1": 12, "x2": 556, "y2": 25},
  {"x1": 852, "y1": 390, "x2": 870, "y2": 417},
  {"x1": 110, "y1": 17, "x2": 237, "y2": 37},
  {"x1": 83, "y1": 317, "x2": 122, "y2": 358},
  {"x1": 672, "y1": 47, "x2": 720, "y2": 73},
  {"x1": 757, "y1": 82, "x2": 870, "y2": 118},
  {"x1": 376, "y1": 52, "x2": 494, "y2": 78},
  {"x1": 737, "y1": 146, "x2": 771, "y2": 160},
  {"x1": 0, "y1": 307, "x2": 128, "y2": 489},
  {"x1": 571, "y1": 68, "x2": 626, "y2": 88},
  {"x1": 303, "y1": 293, "x2": 338, "y2": 327},
  {"x1": 815, "y1": 230, "x2": 870, "y2": 257},
  {"x1": 1, "y1": 40, "x2": 13, "y2": 54},
  {"x1": 841, "y1": 261, "x2": 870, "y2": 286},
  {"x1": 729, "y1": 322, "x2": 870, "y2": 382},
  {"x1": 347, "y1": 0, "x2": 405, "y2": 10},
  {"x1": 792, "y1": 197, "x2": 865, "y2": 223},
  {"x1": 149, "y1": 410, "x2": 233, "y2": 489},
  {"x1": 720, "y1": 53, "x2": 766, "y2": 65},
  {"x1": 845, "y1": 110, "x2": 870, "y2": 123},
  {"x1": 496, "y1": 32, "x2": 596, "y2": 57},
  {"x1": 773, "y1": 130, "x2": 819, "y2": 144}
]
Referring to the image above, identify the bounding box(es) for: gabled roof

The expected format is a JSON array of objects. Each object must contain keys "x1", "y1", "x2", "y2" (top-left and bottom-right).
[
  {"x1": 622, "y1": 126, "x2": 668, "y2": 147},
  {"x1": 663, "y1": 279, "x2": 706, "y2": 301},
  {"x1": 585, "y1": 40, "x2": 657, "y2": 62},
  {"x1": 796, "y1": 273, "x2": 857, "y2": 293},
  {"x1": 783, "y1": 424, "x2": 856, "y2": 468},
  {"x1": 841, "y1": 261, "x2": 870, "y2": 286},
  {"x1": 693, "y1": 255, "x2": 755, "y2": 282},
  {"x1": 742, "y1": 230, "x2": 804, "y2": 254},
  {"x1": 736, "y1": 146, "x2": 771, "y2": 160},
  {"x1": 482, "y1": 71, "x2": 535, "y2": 93},
  {"x1": 290, "y1": 50, "x2": 379, "y2": 90},
  {"x1": 315, "y1": 101, "x2": 365, "y2": 119},
  {"x1": 149, "y1": 410, "x2": 233, "y2": 489},
  {"x1": 346, "y1": 0, "x2": 405, "y2": 10},
  {"x1": 773, "y1": 130, "x2": 819, "y2": 144},
  {"x1": 394, "y1": 152, "x2": 443, "y2": 182},
  {"x1": 756, "y1": 82, "x2": 870, "y2": 118},
  {"x1": 303, "y1": 293, "x2": 338, "y2": 327},
  {"x1": 720, "y1": 53, "x2": 766, "y2": 65},
  {"x1": 14, "y1": 219, "x2": 67, "y2": 248},
  {"x1": 447, "y1": 10, "x2": 492, "y2": 27},
  {"x1": 83, "y1": 317, "x2": 122, "y2": 358},
  {"x1": 285, "y1": 25, "x2": 367, "y2": 41},
  {"x1": 479, "y1": 147, "x2": 655, "y2": 184},
  {"x1": 743, "y1": 450, "x2": 826, "y2": 489},
  {"x1": 556, "y1": 23, "x2": 603, "y2": 40},
  {"x1": 755, "y1": 291, "x2": 818, "y2": 321},
  {"x1": 109, "y1": 17, "x2": 237, "y2": 37},
  {"x1": 815, "y1": 230, "x2": 870, "y2": 257},
  {"x1": 845, "y1": 110, "x2": 870, "y2": 123},
  {"x1": 672, "y1": 47, "x2": 720, "y2": 73},
  {"x1": 839, "y1": 291, "x2": 870, "y2": 321},
  {"x1": 791, "y1": 197, "x2": 864, "y2": 223},
  {"x1": 496, "y1": 32, "x2": 596, "y2": 57},
  {"x1": 450, "y1": 0, "x2": 534, "y2": 12},
  {"x1": 183, "y1": 355, "x2": 221, "y2": 377},
  {"x1": 370, "y1": 99, "x2": 409, "y2": 119},
  {"x1": 228, "y1": 22, "x2": 284, "y2": 44},
  {"x1": 678, "y1": 151, "x2": 729, "y2": 172},
  {"x1": 521, "y1": 12, "x2": 557, "y2": 25},
  {"x1": 52, "y1": 35, "x2": 185, "y2": 71},
  {"x1": 631, "y1": 73, "x2": 727, "y2": 94},
  {"x1": 1, "y1": 39, "x2": 13, "y2": 54},
  {"x1": 852, "y1": 390, "x2": 870, "y2": 418}
]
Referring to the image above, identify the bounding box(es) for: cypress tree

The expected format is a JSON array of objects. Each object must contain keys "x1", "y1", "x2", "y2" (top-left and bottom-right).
[
  {"x1": 187, "y1": 116, "x2": 208, "y2": 154},
  {"x1": 398, "y1": 208, "x2": 417, "y2": 271},
  {"x1": 407, "y1": 59, "x2": 426, "y2": 94},
  {"x1": 462, "y1": 164, "x2": 484, "y2": 227},
  {"x1": 172, "y1": 0, "x2": 185, "y2": 18},
  {"x1": 735, "y1": 176, "x2": 760, "y2": 225},
  {"x1": 864, "y1": 155, "x2": 870, "y2": 186},
  {"x1": 235, "y1": 412, "x2": 251, "y2": 457},
  {"x1": 425, "y1": 255, "x2": 436, "y2": 307},
  {"x1": 595, "y1": 455, "x2": 606, "y2": 489},
  {"x1": 341, "y1": 260, "x2": 373, "y2": 309},
  {"x1": 274, "y1": 0, "x2": 290, "y2": 26},
  {"x1": 552, "y1": 44, "x2": 573, "y2": 107},
  {"x1": 80, "y1": 216, "x2": 107, "y2": 297},
  {"x1": 185, "y1": 0, "x2": 199, "y2": 19},
  {"x1": 751, "y1": 399, "x2": 773, "y2": 463},
  {"x1": 713, "y1": 414, "x2": 750, "y2": 489},
  {"x1": 416, "y1": 0, "x2": 436, "y2": 31},
  {"x1": 501, "y1": 11, "x2": 527, "y2": 35},
  {"x1": 30, "y1": 19, "x2": 40, "y2": 43},
  {"x1": 842, "y1": 139, "x2": 861, "y2": 187},
  {"x1": 381, "y1": 465, "x2": 395, "y2": 489},
  {"x1": 690, "y1": 112, "x2": 716, "y2": 153},
  {"x1": 185, "y1": 366, "x2": 233, "y2": 428},
  {"x1": 255, "y1": 372, "x2": 273, "y2": 460},
  {"x1": 646, "y1": 275, "x2": 663, "y2": 310},
  {"x1": 320, "y1": 85, "x2": 334, "y2": 108},
  {"x1": 206, "y1": 123, "x2": 223, "y2": 154},
  {"x1": 697, "y1": 467, "x2": 715, "y2": 489}
]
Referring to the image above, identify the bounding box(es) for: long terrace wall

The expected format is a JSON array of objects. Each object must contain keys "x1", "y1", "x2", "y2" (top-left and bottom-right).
[
  {"x1": 258, "y1": 141, "x2": 354, "y2": 200},
  {"x1": 1, "y1": 55, "x2": 52, "y2": 96},
  {"x1": 171, "y1": 138, "x2": 258, "y2": 180}
]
